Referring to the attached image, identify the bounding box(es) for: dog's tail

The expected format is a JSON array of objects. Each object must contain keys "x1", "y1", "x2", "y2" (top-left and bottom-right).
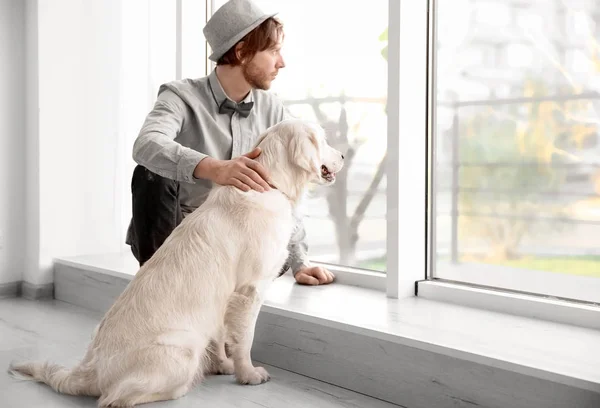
[{"x1": 8, "y1": 360, "x2": 98, "y2": 396}]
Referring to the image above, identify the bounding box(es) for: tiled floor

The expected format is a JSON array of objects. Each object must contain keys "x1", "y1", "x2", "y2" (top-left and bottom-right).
[{"x1": 0, "y1": 297, "x2": 398, "y2": 408}]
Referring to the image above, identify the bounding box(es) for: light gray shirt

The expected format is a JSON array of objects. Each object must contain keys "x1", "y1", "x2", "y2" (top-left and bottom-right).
[{"x1": 132, "y1": 69, "x2": 309, "y2": 275}]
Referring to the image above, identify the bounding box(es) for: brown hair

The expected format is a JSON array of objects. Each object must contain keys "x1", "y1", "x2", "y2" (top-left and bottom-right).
[{"x1": 217, "y1": 17, "x2": 283, "y2": 66}]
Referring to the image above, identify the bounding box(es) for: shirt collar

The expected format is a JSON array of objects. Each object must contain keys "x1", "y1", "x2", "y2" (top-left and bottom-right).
[{"x1": 208, "y1": 68, "x2": 254, "y2": 109}]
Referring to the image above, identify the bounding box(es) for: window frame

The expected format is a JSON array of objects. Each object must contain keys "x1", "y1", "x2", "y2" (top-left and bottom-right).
[
  {"x1": 386, "y1": 0, "x2": 430, "y2": 298},
  {"x1": 422, "y1": 0, "x2": 600, "y2": 327}
]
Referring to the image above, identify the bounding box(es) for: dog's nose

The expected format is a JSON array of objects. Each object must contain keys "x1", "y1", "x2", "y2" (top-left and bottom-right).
[{"x1": 341, "y1": 154, "x2": 345, "y2": 159}]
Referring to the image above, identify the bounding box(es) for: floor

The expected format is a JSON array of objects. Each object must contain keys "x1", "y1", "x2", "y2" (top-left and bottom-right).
[{"x1": 0, "y1": 297, "x2": 399, "y2": 408}]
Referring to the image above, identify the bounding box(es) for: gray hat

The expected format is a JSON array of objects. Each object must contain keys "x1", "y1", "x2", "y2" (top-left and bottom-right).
[{"x1": 203, "y1": 0, "x2": 277, "y2": 62}]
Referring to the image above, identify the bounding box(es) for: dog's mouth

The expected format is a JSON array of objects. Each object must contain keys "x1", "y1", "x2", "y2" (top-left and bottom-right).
[{"x1": 321, "y1": 165, "x2": 336, "y2": 182}]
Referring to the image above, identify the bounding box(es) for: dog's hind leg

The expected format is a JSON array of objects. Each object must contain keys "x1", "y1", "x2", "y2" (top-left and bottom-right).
[
  {"x1": 204, "y1": 326, "x2": 235, "y2": 375},
  {"x1": 98, "y1": 333, "x2": 207, "y2": 407},
  {"x1": 224, "y1": 283, "x2": 271, "y2": 385}
]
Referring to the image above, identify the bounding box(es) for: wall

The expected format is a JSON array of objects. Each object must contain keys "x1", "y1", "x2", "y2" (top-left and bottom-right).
[
  {"x1": 0, "y1": 0, "x2": 26, "y2": 285},
  {"x1": 5, "y1": 0, "x2": 186, "y2": 288},
  {"x1": 24, "y1": 0, "x2": 128, "y2": 286}
]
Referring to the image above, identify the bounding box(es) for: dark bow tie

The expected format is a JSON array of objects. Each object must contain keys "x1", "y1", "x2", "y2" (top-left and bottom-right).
[{"x1": 219, "y1": 99, "x2": 254, "y2": 118}]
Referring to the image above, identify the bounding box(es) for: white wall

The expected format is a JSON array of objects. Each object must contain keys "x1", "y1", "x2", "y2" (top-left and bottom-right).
[
  {"x1": 20, "y1": 0, "x2": 179, "y2": 286},
  {"x1": 0, "y1": 0, "x2": 181, "y2": 287},
  {"x1": 0, "y1": 0, "x2": 26, "y2": 285},
  {"x1": 23, "y1": 0, "x2": 128, "y2": 285},
  {"x1": 24, "y1": 0, "x2": 40, "y2": 287}
]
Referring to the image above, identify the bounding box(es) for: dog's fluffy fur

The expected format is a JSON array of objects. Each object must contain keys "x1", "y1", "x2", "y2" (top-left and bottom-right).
[{"x1": 8, "y1": 119, "x2": 344, "y2": 407}]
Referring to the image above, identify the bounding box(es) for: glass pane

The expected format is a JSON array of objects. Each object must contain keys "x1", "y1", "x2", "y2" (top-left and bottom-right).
[
  {"x1": 120, "y1": 0, "x2": 176, "y2": 250},
  {"x1": 432, "y1": 0, "x2": 600, "y2": 302},
  {"x1": 181, "y1": 0, "x2": 207, "y2": 79},
  {"x1": 213, "y1": 1, "x2": 389, "y2": 272}
]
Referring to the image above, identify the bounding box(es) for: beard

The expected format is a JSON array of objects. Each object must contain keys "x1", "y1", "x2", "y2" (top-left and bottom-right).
[{"x1": 242, "y1": 60, "x2": 274, "y2": 90}]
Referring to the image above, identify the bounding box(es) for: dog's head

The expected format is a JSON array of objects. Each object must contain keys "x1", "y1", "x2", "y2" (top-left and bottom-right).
[
  {"x1": 255, "y1": 119, "x2": 345, "y2": 199},
  {"x1": 288, "y1": 120, "x2": 344, "y2": 186}
]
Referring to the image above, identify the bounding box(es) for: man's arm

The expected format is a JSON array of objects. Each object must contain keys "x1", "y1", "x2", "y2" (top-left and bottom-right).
[
  {"x1": 133, "y1": 88, "x2": 271, "y2": 191},
  {"x1": 271, "y1": 98, "x2": 334, "y2": 284},
  {"x1": 276, "y1": 102, "x2": 310, "y2": 274},
  {"x1": 285, "y1": 212, "x2": 335, "y2": 285},
  {"x1": 287, "y1": 214, "x2": 311, "y2": 276},
  {"x1": 133, "y1": 89, "x2": 207, "y2": 184}
]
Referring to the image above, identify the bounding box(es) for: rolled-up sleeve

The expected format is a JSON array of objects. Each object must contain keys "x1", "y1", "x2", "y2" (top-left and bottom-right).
[
  {"x1": 287, "y1": 214, "x2": 311, "y2": 275},
  {"x1": 132, "y1": 89, "x2": 207, "y2": 183}
]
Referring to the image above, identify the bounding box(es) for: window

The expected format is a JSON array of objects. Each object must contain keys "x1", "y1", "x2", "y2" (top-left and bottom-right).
[
  {"x1": 109, "y1": 0, "x2": 598, "y2": 313},
  {"x1": 212, "y1": 0, "x2": 389, "y2": 274},
  {"x1": 119, "y1": 0, "x2": 179, "y2": 250},
  {"x1": 431, "y1": 0, "x2": 600, "y2": 304},
  {"x1": 180, "y1": 0, "x2": 208, "y2": 80}
]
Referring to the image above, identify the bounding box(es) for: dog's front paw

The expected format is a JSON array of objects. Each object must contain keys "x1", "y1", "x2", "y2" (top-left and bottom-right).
[{"x1": 236, "y1": 366, "x2": 270, "y2": 385}]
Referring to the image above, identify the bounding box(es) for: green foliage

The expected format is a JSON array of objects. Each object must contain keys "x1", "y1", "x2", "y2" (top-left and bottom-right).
[
  {"x1": 455, "y1": 78, "x2": 585, "y2": 259},
  {"x1": 379, "y1": 27, "x2": 388, "y2": 61},
  {"x1": 458, "y1": 114, "x2": 564, "y2": 210}
]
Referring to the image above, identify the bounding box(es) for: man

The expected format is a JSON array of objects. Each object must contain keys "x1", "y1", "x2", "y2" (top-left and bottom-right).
[{"x1": 125, "y1": 0, "x2": 334, "y2": 285}]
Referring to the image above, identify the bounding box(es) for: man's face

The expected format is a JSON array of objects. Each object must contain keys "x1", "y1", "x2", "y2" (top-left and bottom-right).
[{"x1": 242, "y1": 36, "x2": 285, "y2": 90}]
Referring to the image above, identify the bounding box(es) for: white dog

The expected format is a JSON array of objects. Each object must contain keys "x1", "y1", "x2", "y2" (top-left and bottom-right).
[{"x1": 8, "y1": 119, "x2": 344, "y2": 407}]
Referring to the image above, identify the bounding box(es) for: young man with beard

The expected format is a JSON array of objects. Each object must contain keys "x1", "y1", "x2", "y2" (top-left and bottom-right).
[{"x1": 125, "y1": 0, "x2": 335, "y2": 286}]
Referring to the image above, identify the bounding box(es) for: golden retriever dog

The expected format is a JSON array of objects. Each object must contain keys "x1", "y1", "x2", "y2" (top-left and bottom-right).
[{"x1": 8, "y1": 118, "x2": 343, "y2": 407}]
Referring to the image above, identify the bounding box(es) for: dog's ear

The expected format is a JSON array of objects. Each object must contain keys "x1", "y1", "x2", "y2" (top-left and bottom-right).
[{"x1": 290, "y1": 130, "x2": 320, "y2": 174}]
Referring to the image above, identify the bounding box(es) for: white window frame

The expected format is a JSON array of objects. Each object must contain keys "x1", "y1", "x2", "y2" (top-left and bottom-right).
[
  {"x1": 420, "y1": 0, "x2": 600, "y2": 328},
  {"x1": 387, "y1": 0, "x2": 430, "y2": 298}
]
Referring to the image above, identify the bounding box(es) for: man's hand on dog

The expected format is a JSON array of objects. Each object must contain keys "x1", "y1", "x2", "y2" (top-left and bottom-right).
[
  {"x1": 195, "y1": 147, "x2": 273, "y2": 192},
  {"x1": 294, "y1": 266, "x2": 335, "y2": 285}
]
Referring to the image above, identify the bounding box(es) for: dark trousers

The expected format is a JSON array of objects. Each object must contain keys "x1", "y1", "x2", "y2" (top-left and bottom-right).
[
  {"x1": 126, "y1": 165, "x2": 291, "y2": 275},
  {"x1": 126, "y1": 165, "x2": 183, "y2": 266}
]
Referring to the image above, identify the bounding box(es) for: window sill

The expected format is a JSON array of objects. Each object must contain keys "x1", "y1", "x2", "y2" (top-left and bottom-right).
[
  {"x1": 262, "y1": 276, "x2": 600, "y2": 394},
  {"x1": 418, "y1": 279, "x2": 600, "y2": 331},
  {"x1": 435, "y1": 260, "x2": 600, "y2": 305},
  {"x1": 53, "y1": 252, "x2": 600, "y2": 402}
]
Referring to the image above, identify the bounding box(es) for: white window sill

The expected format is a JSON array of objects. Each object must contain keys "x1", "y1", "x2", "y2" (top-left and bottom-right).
[
  {"x1": 54, "y1": 252, "x2": 600, "y2": 394},
  {"x1": 417, "y1": 280, "x2": 600, "y2": 331},
  {"x1": 435, "y1": 261, "x2": 600, "y2": 305}
]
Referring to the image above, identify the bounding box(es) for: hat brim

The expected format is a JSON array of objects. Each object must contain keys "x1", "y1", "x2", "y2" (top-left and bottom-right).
[{"x1": 208, "y1": 12, "x2": 278, "y2": 62}]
